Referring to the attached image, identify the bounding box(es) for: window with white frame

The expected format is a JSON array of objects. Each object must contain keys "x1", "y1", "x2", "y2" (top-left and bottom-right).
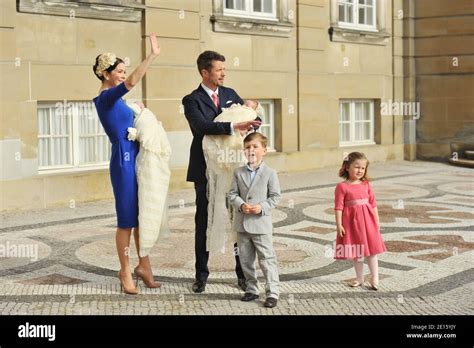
[
  {"x1": 338, "y1": 0, "x2": 376, "y2": 31},
  {"x1": 257, "y1": 99, "x2": 275, "y2": 150},
  {"x1": 38, "y1": 104, "x2": 71, "y2": 168},
  {"x1": 224, "y1": 0, "x2": 277, "y2": 20},
  {"x1": 38, "y1": 101, "x2": 111, "y2": 171},
  {"x1": 339, "y1": 100, "x2": 375, "y2": 146}
]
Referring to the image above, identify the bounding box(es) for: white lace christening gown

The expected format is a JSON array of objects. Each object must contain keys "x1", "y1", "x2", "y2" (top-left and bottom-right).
[
  {"x1": 202, "y1": 104, "x2": 262, "y2": 254},
  {"x1": 127, "y1": 102, "x2": 172, "y2": 257}
]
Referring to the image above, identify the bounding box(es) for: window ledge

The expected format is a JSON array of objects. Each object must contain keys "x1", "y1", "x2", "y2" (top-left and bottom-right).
[
  {"x1": 339, "y1": 142, "x2": 376, "y2": 148},
  {"x1": 211, "y1": 14, "x2": 293, "y2": 38},
  {"x1": 38, "y1": 166, "x2": 108, "y2": 176},
  {"x1": 328, "y1": 25, "x2": 390, "y2": 46},
  {"x1": 19, "y1": 0, "x2": 144, "y2": 22}
]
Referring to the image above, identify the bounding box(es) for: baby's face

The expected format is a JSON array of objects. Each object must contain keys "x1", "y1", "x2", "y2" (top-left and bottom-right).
[{"x1": 244, "y1": 100, "x2": 258, "y2": 110}]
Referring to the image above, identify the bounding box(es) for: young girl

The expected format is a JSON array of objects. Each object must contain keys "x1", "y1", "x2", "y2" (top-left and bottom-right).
[{"x1": 334, "y1": 152, "x2": 386, "y2": 290}]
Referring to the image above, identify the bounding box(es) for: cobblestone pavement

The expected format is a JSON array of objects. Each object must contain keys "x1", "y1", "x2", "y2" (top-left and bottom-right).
[{"x1": 1, "y1": 161, "x2": 473, "y2": 315}]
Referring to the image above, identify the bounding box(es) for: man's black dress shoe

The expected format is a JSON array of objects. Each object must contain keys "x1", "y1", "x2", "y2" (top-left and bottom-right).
[
  {"x1": 241, "y1": 292, "x2": 259, "y2": 301},
  {"x1": 263, "y1": 297, "x2": 278, "y2": 308},
  {"x1": 237, "y1": 278, "x2": 247, "y2": 291},
  {"x1": 192, "y1": 280, "x2": 206, "y2": 293}
]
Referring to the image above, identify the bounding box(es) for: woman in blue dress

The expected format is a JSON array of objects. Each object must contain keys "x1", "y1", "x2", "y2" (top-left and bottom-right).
[{"x1": 93, "y1": 33, "x2": 161, "y2": 295}]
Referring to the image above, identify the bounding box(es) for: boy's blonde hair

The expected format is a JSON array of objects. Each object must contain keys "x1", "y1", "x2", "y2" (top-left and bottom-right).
[
  {"x1": 243, "y1": 132, "x2": 267, "y2": 148},
  {"x1": 338, "y1": 152, "x2": 371, "y2": 181}
]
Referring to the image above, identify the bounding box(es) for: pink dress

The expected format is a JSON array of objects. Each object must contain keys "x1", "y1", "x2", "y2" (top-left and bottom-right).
[{"x1": 334, "y1": 181, "x2": 386, "y2": 259}]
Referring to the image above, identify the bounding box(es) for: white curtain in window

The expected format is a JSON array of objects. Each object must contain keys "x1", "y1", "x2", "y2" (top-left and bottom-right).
[
  {"x1": 38, "y1": 108, "x2": 50, "y2": 166},
  {"x1": 354, "y1": 102, "x2": 363, "y2": 141},
  {"x1": 339, "y1": 0, "x2": 353, "y2": 23},
  {"x1": 226, "y1": 0, "x2": 245, "y2": 10},
  {"x1": 254, "y1": 0, "x2": 273, "y2": 13},
  {"x1": 358, "y1": 0, "x2": 374, "y2": 25},
  {"x1": 354, "y1": 102, "x2": 371, "y2": 141},
  {"x1": 38, "y1": 106, "x2": 70, "y2": 167},
  {"x1": 38, "y1": 108, "x2": 49, "y2": 135},
  {"x1": 39, "y1": 138, "x2": 50, "y2": 167},
  {"x1": 78, "y1": 104, "x2": 86, "y2": 163},
  {"x1": 339, "y1": 103, "x2": 350, "y2": 142},
  {"x1": 256, "y1": 101, "x2": 274, "y2": 149},
  {"x1": 79, "y1": 102, "x2": 104, "y2": 164}
]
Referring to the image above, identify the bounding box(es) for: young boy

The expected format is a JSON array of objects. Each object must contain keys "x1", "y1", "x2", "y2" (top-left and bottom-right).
[{"x1": 229, "y1": 132, "x2": 281, "y2": 308}]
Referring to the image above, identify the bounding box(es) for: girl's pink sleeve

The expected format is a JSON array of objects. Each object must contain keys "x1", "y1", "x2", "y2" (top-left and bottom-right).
[
  {"x1": 368, "y1": 182, "x2": 377, "y2": 208},
  {"x1": 334, "y1": 184, "x2": 345, "y2": 211}
]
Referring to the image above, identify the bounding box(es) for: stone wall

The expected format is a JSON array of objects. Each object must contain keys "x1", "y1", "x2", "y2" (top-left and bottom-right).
[{"x1": 412, "y1": 0, "x2": 474, "y2": 161}]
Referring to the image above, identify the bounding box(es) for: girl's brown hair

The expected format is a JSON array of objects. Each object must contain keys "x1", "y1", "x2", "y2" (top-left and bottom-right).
[{"x1": 338, "y1": 151, "x2": 370, "y2": 181}]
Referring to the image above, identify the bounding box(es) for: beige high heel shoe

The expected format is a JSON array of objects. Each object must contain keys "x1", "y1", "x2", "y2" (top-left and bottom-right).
[
  {"x1": 134, "y1": 266, "x2": 161, "y2": 289},
  {"x1": 118, "y1": 270, "x2": 139, "y2": 295}
]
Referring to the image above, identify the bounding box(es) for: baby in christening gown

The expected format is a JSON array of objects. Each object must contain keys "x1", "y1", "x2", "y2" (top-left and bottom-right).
[
  {"x1": 126, "y1": 100, "x2": 172, "y2": 257},
  {"x1": 202, "y1": 101, "x2": 263, "y2": 254},
  {"x1": 244, "y1": 100, "x2": 259, "y2": 112}
]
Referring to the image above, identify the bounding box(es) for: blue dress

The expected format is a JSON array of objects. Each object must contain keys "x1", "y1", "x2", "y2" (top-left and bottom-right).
[{"x1": 93, "y1": 82, "x2": 138, "y2": 228}]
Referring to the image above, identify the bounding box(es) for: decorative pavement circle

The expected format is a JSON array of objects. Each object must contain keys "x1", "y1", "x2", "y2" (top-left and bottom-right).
[{"x1": 302, "y1": 201, "x2": 473, "y2": 229}]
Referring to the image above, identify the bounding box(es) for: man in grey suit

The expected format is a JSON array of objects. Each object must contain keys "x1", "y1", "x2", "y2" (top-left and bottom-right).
[{"x1": 229, "y1": 132, "x2": 281, "y2": 308}]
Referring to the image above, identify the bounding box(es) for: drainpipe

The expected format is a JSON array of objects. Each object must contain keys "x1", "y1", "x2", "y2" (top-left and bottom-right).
[{"x1": 391, "y1": 0, "x2": 396, "y2": 146}]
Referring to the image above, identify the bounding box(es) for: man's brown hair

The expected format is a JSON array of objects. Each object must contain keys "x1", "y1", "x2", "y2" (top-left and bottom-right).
[{"x1": 197, "y1": 50, "x2": 225, "y2": 76}]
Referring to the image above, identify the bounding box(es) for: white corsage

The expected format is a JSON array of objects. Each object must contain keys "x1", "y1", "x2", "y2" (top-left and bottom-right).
[
  {"x1": 127, "y1": 127, "x2": 138, "y2": 141},
  {"x1": 95, "y1": 53, "x2": 117, "y2": 77}
]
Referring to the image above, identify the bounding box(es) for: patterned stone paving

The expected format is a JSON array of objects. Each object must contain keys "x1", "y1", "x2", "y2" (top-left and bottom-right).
[{"x1": 0, "y1": 161, "x2": 473, "y2": 315}]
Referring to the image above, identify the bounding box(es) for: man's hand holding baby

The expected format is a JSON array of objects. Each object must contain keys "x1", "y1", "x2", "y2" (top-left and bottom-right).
[{"x1": 234, "y1": 120, "x2": 261, "y2": 133}]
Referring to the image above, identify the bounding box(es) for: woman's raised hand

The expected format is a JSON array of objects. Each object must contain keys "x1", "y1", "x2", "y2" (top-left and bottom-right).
[
  {"x1": 125, "y1": 33, "x2": 160, "y2": 90},
  {"x1": 149, "y1": 33, "x2": 161, "y2": 57}
]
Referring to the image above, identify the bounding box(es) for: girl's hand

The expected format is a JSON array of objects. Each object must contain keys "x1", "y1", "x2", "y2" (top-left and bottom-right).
[
  {"x1": 149, "y1": 33, "x2": 161, "y2": 57},
  {"x1": 337, "y1": 225, "x2": 345, "y2": 237}
]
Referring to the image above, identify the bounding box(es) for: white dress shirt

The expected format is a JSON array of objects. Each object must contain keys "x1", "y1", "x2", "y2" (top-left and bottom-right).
[{"x1": 200, "y1": 83, "x2": 234, "y2": 135}]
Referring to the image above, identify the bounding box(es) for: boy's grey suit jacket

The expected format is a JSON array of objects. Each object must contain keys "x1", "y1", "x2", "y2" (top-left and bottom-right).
[{"x1": 229, "y1": 162, "x2": 281, "y2": 234}]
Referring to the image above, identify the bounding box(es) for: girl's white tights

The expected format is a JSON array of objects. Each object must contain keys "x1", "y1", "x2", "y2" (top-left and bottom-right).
[
  {"x1": 353, "y1": 258, "x2": 364, "y2": 282},
  {"x1": 353, "y1": 255, "x2": 378, "y2": 283},
  {"x1": 367, "y1": 255, "x2": 379, "y2": 283}
]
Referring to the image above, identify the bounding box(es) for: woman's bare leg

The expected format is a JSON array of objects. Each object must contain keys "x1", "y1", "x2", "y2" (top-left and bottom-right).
[
  {"x1": 116, "y1": 227, "x2": 135, "y2": 289},
  {"x1": 133, "y1": 227, "x2": 151, "y2": 269},
  {"x1": 133, "y1": 227, "x2": 160, "y2": 287}
]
